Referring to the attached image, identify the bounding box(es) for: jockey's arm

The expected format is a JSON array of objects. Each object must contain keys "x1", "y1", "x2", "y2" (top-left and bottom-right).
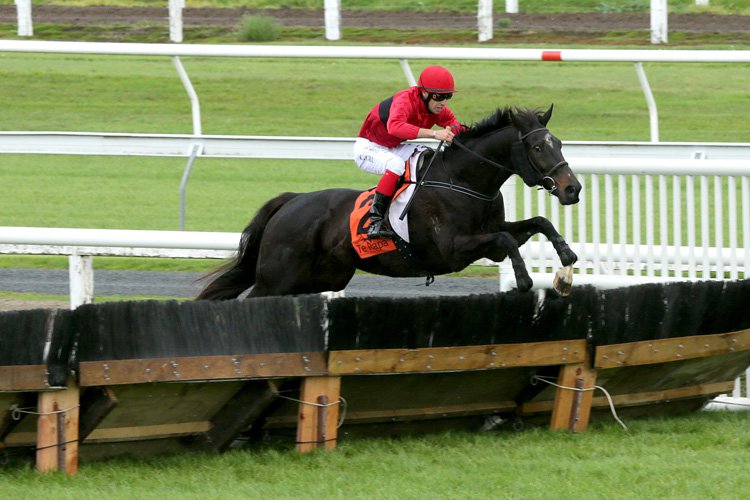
[{"x1": 418, "y1": 127, "x2": 455, "y2": 142}]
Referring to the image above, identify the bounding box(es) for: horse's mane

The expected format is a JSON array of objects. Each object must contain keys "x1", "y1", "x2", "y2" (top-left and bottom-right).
[{"x1": 455, "y1": 106, "x2": 541, "y2": 142}]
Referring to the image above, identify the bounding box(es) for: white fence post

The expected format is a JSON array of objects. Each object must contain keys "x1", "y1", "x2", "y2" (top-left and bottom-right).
[
  {"x1": 695, "y1": 0, "x2": 709, "y2": 5},
  {"x1": 399, "y1": 59, "x2": 417, "y2": 86},
  {"x1": 169, "y1": 0, "x2": 185, "y2": 43},
  {"x1": 634, "y1": 62, "x2": 659, "y2": 142},
  {"x1": 324, "y1": 0, "x2": 341, "y2": 41},
  {"x1": 68, "y1": 253, "x2": 94, "y2": 310},
  {"x1": 478, "y1": 0, "x2": 494, "y2": 42},
  {"x1": 505, "y1": 0, "x2": 519, "y2": 14},
  {"x1": 14, "y1": 0, "x2": 33, "y2": 37},
  {"x1": 650, "y1": 0, "x2": 668, "y2": 44}
]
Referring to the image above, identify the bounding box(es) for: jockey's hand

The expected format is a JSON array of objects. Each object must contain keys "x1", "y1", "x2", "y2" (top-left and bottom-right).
[{"x1": 435, "y1": 127, "x2": 455, "y2": 143}]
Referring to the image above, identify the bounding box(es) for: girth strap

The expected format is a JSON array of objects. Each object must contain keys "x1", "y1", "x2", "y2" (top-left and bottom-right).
[
  {"x1": 390, "y1": 230, "x2": 435, "y2": 286},
  {"x1": 419, "y1": 179, "x2": 501, "y2": 202}
]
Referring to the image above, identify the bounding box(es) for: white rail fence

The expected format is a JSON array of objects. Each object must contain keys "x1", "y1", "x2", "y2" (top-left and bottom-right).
[
  {"x1": 507, "y1": 149, "x2": 750, "y2": 292},
  {"x1": 0, "y1": 138, "x2": 748, "y2": 300},
  {"x1": 0, "y1": 227, "x2": 236, "y2": 308}
]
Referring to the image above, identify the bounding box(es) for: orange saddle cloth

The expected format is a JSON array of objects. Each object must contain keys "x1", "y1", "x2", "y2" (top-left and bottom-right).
[{"x1": 348, "y1": 159, "x2": 415, "y2": 259}]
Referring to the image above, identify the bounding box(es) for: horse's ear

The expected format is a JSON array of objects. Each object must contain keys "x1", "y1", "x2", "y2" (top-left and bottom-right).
[
  {"x1": 510, "y1": 106, "x2": 524, "y2": 130},
  {"x1": 540, "y1": 104, "x2": 554, "y2": 126}
]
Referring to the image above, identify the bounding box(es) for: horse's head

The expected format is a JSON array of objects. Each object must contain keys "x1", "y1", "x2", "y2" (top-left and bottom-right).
[{"x1": 510, "y1": 105, "x2": 582, "y2": 205}]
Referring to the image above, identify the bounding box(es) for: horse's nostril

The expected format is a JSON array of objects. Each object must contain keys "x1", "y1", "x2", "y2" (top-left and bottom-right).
[{"x1": 565, "y1": 185, "x2": 577, "y2": 196}]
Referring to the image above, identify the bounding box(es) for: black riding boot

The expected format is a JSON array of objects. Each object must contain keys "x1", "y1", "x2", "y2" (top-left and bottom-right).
[{"x1": 367, "y1": 192, "x2": 395, "y2": 239}]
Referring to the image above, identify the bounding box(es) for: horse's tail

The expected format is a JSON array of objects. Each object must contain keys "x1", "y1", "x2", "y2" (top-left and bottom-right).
[{"x1": 196, "y1": 192, "x2": 299, "y2": 300}]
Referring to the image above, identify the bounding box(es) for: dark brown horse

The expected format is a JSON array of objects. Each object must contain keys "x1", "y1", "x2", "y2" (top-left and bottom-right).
[{"x1": 197, "y1": 105, "x2": 581, "y2": 299}]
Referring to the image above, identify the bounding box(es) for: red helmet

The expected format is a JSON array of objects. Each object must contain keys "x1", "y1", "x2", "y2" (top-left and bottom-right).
[{"x1": 417, "y1": 66, "x2": 456, "y2": 93}]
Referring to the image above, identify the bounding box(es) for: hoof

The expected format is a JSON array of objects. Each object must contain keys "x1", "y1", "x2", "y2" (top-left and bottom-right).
[
  {"x1": 516, "y1": 276, "x2": 534, "y2": 293},
  {"x1": 553, "y1": 266, "x2": 573, "y2": 297},
  {"x1": 560, "y1": 247, "x2": 578, "y2": 267}
]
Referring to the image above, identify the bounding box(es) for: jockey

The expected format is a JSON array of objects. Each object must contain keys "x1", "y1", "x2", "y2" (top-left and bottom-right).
[{"x1": 354, "y1": 65, "x2": 463, "y2": 239}]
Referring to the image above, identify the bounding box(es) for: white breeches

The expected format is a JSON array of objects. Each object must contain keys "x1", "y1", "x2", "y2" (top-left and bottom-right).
[{"x1": 353, "y1": 138, "x2": 419, "y2": 176}]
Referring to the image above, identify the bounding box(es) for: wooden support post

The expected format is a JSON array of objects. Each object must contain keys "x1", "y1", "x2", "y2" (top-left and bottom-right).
[
  {"x1": 296, "y1": 376, "x2": 341, "y2": 453},
  {"x1": 36, "y1": 380, "x2": 80, "y2": 474},
  {"x1": 550, "y1": 362, "x2": 596, "y2": 433}
]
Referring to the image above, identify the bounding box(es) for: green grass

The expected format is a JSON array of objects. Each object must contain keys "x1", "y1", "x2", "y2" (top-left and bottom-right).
[
  {"x1": 239, "y1": 15, "x2": 282, "y2": 42},
  {"x1": 0, "y1": 55, "x2": 747, "y2": 231},
  {"x1": 1, "y1": 412, "x2": 749, "y2": 497}
]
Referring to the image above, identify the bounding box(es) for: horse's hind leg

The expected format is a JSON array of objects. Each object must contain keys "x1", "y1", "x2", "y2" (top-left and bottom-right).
[{"x1": 502, "y1": 216, "x2": 577, "y2": 267}]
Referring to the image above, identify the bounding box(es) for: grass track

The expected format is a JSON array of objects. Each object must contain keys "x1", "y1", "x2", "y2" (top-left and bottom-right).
[{"x1": 1, "y1": 412, "x2": 749, "y2": 497}]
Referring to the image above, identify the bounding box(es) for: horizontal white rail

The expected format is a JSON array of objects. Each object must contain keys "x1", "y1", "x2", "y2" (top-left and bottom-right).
[
  {"x1": 522, "y1": 241, "x2": 748, "y2": 269},
  {"x1": 0, "y1": 226, "x2": 238, "y2": 251},
  {"x1": 2, "y1": 40, "x2": 750, "y2": 63},
  {"x1": 0, "y1": 227, "x2": 239, "y2": 309},
  {"x1": 2, "y1": 132, "x2": 750, "y2": 162}
]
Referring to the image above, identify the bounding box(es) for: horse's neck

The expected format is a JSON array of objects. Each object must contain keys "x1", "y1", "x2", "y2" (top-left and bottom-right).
[
  {"x1": 442, "y1": 128, "x2": 515, "y2": 188},
  {"x1": 474, "y1": 126, "x2": 516, "y2": 164}
]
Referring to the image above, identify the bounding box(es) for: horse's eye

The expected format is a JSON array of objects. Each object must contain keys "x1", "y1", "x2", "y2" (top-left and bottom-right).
[{"x1": 533, "y1": 145, "x2": 542, "y2": 152}]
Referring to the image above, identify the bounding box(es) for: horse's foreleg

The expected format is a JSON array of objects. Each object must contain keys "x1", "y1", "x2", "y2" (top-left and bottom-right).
[
  {"x1": 502, "y1": 216, "x2": 577, "y2": 267},
  {"x1": 452, "y1": 233, "x2": 534, "y2": 292}
]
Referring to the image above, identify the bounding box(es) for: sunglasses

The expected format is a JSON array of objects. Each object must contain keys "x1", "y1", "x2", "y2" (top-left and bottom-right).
[{"x1": 430, "y1": 93, "x2": 453, "y2": 102}]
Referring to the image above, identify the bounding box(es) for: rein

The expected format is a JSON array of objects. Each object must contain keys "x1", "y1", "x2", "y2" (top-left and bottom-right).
[
  {"x1": 399, "y1": 126, "x2": 568, "y2": 216},
  {"x1": 450, "y1": 137, "x2": 513, "y2": 174},
  {"x1": 420, "y1": 139, "x2": 504, "y2": 202},
  {"x1": 419, "y1": 178, "x2": 502, "y2": 202}
]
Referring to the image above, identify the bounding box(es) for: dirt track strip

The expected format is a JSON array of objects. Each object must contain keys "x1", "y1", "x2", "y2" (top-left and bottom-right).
[{"x1": 1, "y1": 6, "x2": 749, "y2": 33}]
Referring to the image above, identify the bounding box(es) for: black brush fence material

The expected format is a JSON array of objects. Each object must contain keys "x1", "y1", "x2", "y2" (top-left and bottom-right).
[{"x1": 1, "y1": 279, "x2": 749, "y2": 473}]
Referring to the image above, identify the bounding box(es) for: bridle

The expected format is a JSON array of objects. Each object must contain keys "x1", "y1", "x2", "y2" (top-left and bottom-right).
[
  {"x1": 516, "y1": 127, "x2": 568, "y2": 193},
  {"x1": 451, "y1": 127, "x2": 568, "y2": 194}
]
